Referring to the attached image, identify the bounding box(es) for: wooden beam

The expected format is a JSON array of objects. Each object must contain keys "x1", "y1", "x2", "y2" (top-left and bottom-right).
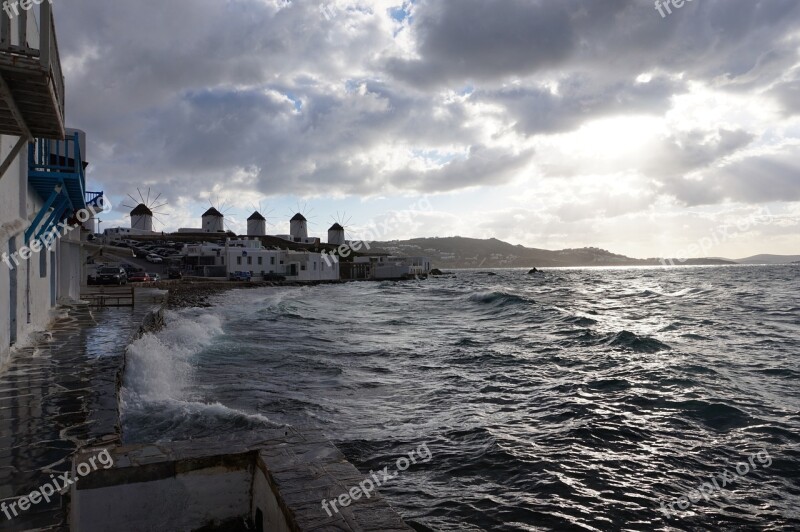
[
  {"x1": 0, "y1": 135, "x2": 29, "y2": 182},
  {"x1": 0, "y1": 73, "x2": 32, "y2": 141}
]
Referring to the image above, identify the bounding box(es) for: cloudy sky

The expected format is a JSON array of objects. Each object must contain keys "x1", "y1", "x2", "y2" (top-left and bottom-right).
[{"x1": 58, "y1": 0, "x2": 799, "y2": 259}]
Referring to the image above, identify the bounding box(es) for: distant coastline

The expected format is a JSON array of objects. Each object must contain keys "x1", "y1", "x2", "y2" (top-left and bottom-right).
[{"x1": 367, "y1": 237, "x2": 798, "y2": 269}]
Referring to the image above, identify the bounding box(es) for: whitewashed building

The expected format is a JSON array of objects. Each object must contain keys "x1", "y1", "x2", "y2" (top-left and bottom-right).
[
  {"x1": 353, "y1": 256, "x2": 432, "y2": 280},
  {"x1": 0, "y1": 3, "x2": 102, "y2": 368},
  {"x1": 224, "y1": 238, "x2": 339, "y2": 282}
]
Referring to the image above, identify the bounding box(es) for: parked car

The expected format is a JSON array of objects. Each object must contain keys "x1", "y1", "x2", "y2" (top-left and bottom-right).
[
  {"x1": 96, "y1": 267, "x2": 128, "y2": 286},
  {"x1": 229, "y1": 271, "x2": 252, "y2": 282},
  {"x1": 167, "y1": 268, "x2": 183, "y2": 280},
  {"x1": 128, "y1": 271, "x2": 151, "y2": 283},
  {"x1": 146, "y1": 255, "x2": 163, "y2": 264},
  {"x1": 148, "y1": 273, "x2": 161, "y2": 282}
]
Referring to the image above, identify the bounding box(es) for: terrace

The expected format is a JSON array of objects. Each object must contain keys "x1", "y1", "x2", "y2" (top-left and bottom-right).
[{"x1": 0, "y1": 1, "x2": 65, "y2": 142}]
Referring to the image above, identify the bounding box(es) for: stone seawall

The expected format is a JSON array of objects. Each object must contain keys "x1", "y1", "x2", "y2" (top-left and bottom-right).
[{"x1": 99, "y1": 289, "x2": 413, "y2": 531}]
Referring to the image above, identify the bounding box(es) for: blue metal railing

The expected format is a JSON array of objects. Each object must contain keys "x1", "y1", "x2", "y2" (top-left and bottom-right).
[
  {"x1": 28, "y1": 131, "x2": 86, "y2": 203},
  {"x1": 85, "y1": 191, "x2": 104, "y2": 208},
  {"x1": 24, "y1": 132, "x2": 87, "y2": 244},
  {"x1": 29, "y1": 132, "x2": 84, "y2": 175}
]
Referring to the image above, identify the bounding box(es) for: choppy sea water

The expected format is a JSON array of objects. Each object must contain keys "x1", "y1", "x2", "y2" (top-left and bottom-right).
[{"x1": 122, "y1": 265, "x2": 800, "y2": 531}]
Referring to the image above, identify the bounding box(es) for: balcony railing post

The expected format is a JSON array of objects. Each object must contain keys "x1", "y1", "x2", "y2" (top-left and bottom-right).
[
  {"x1": 18, "y1": 9, "x2": 26, "y2": 50},
  {"x1": 0, "y1": 10, "x2": 9, "y2": 49},
  {"x1": 40, "y1": 1, "x2": 51, "y2": 68}
]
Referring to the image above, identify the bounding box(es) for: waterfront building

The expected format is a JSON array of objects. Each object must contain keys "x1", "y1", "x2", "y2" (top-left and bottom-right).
[
  {"x1": 348, "y1": 255, "x2": 432, "y2": 280},
  {"x1": 224, "y1": 238, "x2": 339, "y2": 282},
  {"x1": 0, "y1": 4, "x2": 102, "y2": 367}
]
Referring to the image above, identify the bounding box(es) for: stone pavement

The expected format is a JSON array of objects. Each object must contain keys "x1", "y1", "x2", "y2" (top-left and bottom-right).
[{"x1": 0, "y1": 291, "x2": 164, "y2": 531}]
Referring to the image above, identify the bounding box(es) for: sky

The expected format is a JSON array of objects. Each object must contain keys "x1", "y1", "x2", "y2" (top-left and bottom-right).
[{"x1": 56, "y1": 0, "x2": 799, "y2": 260}]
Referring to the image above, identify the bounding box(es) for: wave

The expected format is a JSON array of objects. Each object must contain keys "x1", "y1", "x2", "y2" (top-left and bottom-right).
[
  {"x1": 123, "y1": 310, "x2": 223, "y2": 401},
  {"x1": 604, "y1": 330, "x2": 672, "y2": 353},
  {"x1": 468, "y1": 290, "x2": 529, "y2": 307}
]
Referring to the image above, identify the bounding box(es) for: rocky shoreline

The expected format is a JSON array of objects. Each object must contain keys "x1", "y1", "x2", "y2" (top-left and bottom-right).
[
  {"x1": 153, "y1": 280, "x2": 273, "y2": 309},
  {"x1": 155, "y1": 279, "x2": 346, "y2": 309}
]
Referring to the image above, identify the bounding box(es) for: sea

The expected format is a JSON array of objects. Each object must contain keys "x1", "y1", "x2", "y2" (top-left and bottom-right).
[{"x1": 121, "y1": 265, "x2": 800, "y2": 531}]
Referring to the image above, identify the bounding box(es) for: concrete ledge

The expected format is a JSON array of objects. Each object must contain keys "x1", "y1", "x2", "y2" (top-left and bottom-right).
[{"x1": 71, "y1": 429, "x2": 412, "y2": 532}]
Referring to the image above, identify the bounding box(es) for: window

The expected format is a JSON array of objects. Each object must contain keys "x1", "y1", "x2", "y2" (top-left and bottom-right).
[
  {"x1": 301, "y1": 264, "x2": 306, "y2": 271},
  {"x1": 39, "y1": 248, "x2": 47, "y2": 278},
  {"x1": 270, "y1": 257, "x2": 275, "y2": 265},
  {"x1": 313, "y1": 262, "x2": 317, "y2": 271},
  {"x1": 247, "y1": 257, "x2": 252, "y2": 265},
  {"x1": 237, "y1": 257, "x2": 242, "y2": 265},
  {"x1": 258, "y1": 257, "x2": 263, "y2": 265}
]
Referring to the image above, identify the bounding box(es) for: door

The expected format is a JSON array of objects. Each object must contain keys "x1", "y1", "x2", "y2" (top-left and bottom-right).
[{"x1": 9, "y1": 237, "x2": 17, "y2": 345}]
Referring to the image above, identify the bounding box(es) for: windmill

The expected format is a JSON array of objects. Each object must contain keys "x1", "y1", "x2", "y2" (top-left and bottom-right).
[
  {"x1": 247, "y1": 200, "x2": 275, "y2": 237},
  {"x1": 121, "y1": 187, "x2": 169, "y2": 232},
  {"x1": 327, "y1": 211, "x2": 352, "y2": 245},
  {"x1": 285, "y1": 201, "x2": 317, "y2": 241},
  {"x1": 202, "y1": 196, "x2": 239, "y2": 234}
]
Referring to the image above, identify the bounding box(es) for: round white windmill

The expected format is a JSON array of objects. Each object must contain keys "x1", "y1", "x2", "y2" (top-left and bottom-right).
[
  {"x1": 328, "y1": 211, "x2": 352, "y2": 246},
  {"x1": 247, "y1": 200, "x2": 275, "y2": 237},
  {"x1": 121, "y1": 188, "x2": 169, "y2": 232},
  {"x1": 202, "y1": 197, "x2": 238, "y2": 234},
  {"x1": 286, "y1": 201, "x2": 317, "y2": 242}
]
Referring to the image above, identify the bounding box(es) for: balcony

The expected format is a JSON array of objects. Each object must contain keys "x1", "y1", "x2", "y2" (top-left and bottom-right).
[
  {"x1": 0, "y1": 2, "x2": 65, "y2": 140},
  {"x1": 24, "y1": 132, "x2": 87, "y2": 244}
]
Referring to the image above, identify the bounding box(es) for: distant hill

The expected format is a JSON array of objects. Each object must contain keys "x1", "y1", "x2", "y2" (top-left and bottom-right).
[
  {"x1": 368, "y1": 237, "x2": 735, "y2": 268},
  {"x1": 735, "y1": 254, "x2": 800, "y2": 265}
]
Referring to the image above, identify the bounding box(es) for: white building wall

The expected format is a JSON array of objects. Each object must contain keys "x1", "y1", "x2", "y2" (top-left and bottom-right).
[
  {"x1": 285, "y1": 251, "x2": 339, "y2": 282},
  {"x1": 328, "y1": 229, "x2": 345, "y2": 246},
  {"x1": 247, "y1": 220, "x2": 266, "y2": 237},
  {"x1": 0, "y1": 134, "x2": 60, "y2": 370},
  {"x1": 225, "y1": 247, "x2": 339, "y2": 282},
  {"x1": 203, "y1": 215, "x2": 224, "y2": 233},
  {"x1": 59, "y1": 232, "x2": 84, "y2": 303},
  {"x1": 1, "y1": 134, "x2": 28, "y2": 369},
  {"x1": 289, "y1": 220, "x2": 308, "y2": 240},
  {"x1": 131, "y1": 214, "x2": 153, "y2": 232}
]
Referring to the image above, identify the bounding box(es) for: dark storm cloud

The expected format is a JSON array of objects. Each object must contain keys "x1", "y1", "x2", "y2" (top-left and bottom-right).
[
  {"x1": 647, "y1": 129, "x2": 755, "y2": 181},
  {"x1": 686, "y1": 149, "x2": 800, "y2": 205},
  {"x1": 54, "y1": 0, "x2": 800, "y2": 209},
  {"x1": 389, "y1": 0, "x2": 800, "y2": 89},
  {"x1": 769, "y1": 81, "x2": 800, "y2": 117},
  {"x1": 478, "y1": 74, "x2": 683, "y2": 135}
]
